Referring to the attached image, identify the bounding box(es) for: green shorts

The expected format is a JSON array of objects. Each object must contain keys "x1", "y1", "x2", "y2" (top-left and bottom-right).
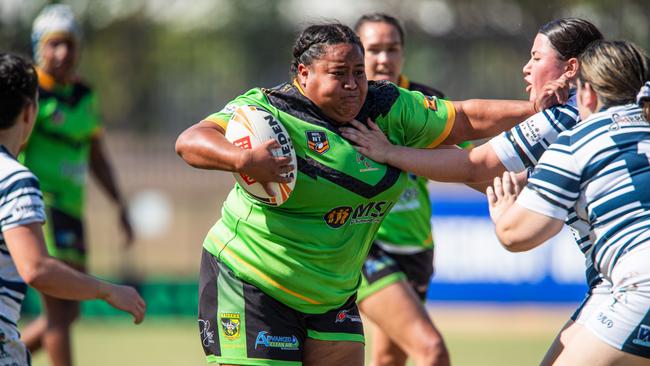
[
  {"x1": 198, "y1": 249, "x2": 365, "y2": 365},
  {"x1": 357, "y1": 242, "x2": 433, "y2": 302},
  {"x1": 43, "y1": 207, "x2": 86, "y2": 267}
]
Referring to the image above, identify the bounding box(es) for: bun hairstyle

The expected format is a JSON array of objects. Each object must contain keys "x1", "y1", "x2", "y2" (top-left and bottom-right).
[
  {"x1": 539, "y1": 18, "x2": 603, "y2": 60},
  {"x1": 290, "y1": 23, "x2": 363, "y2": 78},
  {"x1": 579, "y1": 40, "x2": 650, "y2": 120}
]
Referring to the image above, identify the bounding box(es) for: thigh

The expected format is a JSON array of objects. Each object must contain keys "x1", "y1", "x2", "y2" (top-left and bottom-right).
[
  {"x1": 541, "y1": 319, "x2": 581, "y2": 366},
  {"x1": 302, "y1": 338, "x2": 363, "y2": 366},
  {"x1": 554, "y1": 326, "x2": 650, "y2": 366},
  {"x1": 579, "y1": 247, "x2": 650, "y2": 360},
  {"x1": 43, "y1": 207, "x2": 86, "y2": 269},
  {"x1": 359, "y1": 280, "x2": 440, "y2": 351},
  {"x1": 198, "y1": 249, "x2": 305, "y2": 365},
  {"x1": 357, "y1": 243, "x2": 406, "y2": 303}
]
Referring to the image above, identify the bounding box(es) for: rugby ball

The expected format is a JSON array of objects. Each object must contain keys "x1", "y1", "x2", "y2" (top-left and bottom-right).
[{"x1": 225, "y1": 105, "x2": 297, "y2": 206}]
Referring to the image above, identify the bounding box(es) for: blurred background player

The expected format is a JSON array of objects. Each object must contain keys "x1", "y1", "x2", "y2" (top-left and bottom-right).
[
  {"x1": 0, "y1": 52, "x2": 145, "y2": 366},
  {"x1": 19, "y1": 5, "x2": 134, "y2": 366},
  {"x1": 488, "y1": 39, "x2": 650, "y2": 366},
  {"x1": 353, "y1": 13, "x2": 452, "y2": 366}
]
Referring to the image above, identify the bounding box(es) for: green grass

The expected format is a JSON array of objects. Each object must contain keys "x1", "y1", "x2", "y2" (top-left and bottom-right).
[{"x1": 28, "y1": 305, "x2": 569, "y2": 366}]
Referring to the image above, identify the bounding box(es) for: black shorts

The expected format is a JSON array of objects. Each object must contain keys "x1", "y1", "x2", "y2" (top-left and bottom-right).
[
  {"x1": 43, "y1": 207, "x2": 86, "y2": 266},
  {"x1": 198, "y1": 249, "x2": 364, "y2": 365},
  {"x1": 358, "y1": 242, "x2": 434, "y2": 302}
]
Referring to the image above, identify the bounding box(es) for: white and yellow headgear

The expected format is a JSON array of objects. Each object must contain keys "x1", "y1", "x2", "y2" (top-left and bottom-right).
[{"x1": 31, "y1": 4, "x2": 81, "y2": 66}]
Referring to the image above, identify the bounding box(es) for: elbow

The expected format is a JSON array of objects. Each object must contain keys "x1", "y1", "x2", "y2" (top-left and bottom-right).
[
  {"x1": 495, "y1": 226, "x2": 531, "y2": 252},
  {"x1": 19, "y1": 258, "x2": 49, "y2": 289}
]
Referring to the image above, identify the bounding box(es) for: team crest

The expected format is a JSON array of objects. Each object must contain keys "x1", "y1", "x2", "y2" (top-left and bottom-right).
[
  {"x1": 423, "y1": 96, "x2": 438, "y2": 111},
  {"x1": 306, "y1": 131, "x2": 330, "y2": 154},
  {"x1": 220, "y1": 313, "x2": 241, "y2": 341}
]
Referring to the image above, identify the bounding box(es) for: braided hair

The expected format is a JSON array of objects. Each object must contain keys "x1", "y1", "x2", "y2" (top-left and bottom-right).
[{"x1": 290, "y1": 23, "x2": 364, "y2": 78}]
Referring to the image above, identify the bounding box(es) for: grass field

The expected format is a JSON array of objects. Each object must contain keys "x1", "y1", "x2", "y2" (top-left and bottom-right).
[{"x1": 29, "y1": 303, "x2": 572, "y2": 366}]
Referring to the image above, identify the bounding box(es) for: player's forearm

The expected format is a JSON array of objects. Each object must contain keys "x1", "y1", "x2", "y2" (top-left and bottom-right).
[
  {"x1": 176, "y1": 121, "x2": 247, "y2": 172},
  {"x1": 448, "y1": 99, "x2": 535, "y2": 142},
  {"x1": 90, "y1": 137, "x2": 123, "y2": 204},
  {"x1": 23, "y1": 256, "x2": 109, "y2": 301},
  {"x1": 385, "y1": 144, "x2": 506, "y2": 183}
]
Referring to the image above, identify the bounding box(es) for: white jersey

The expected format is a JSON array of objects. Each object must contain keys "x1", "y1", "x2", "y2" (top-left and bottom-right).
[
  {"x1": 518, "y1": 104, "x2": 650, "y2": 277},
  {"x1": 0, "y1": 145, "x2": 45, "y2": 337},
  {"x1": 489, "y1": 93, "x2": 601, "y2": 287}
]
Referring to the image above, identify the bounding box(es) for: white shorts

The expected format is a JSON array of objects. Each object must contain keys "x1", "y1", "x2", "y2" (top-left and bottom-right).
[
  {"x1": 572, "y1": 245, "x2": 650, "y2": 359},
  {"x1": 0, "y1": 322, "x2": 30, "y2": 366}
]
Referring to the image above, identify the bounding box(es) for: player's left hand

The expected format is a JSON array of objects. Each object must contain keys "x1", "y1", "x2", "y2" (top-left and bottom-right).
[
  {"x1": 535, "y1": 74, "x2": 570, "y2": 112},
  {"x1": 486, "y1": 171, "x2": 522, "y2": 223}
]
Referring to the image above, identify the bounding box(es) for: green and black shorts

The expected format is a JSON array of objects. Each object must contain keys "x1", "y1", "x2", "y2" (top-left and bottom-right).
[{"x1": 198, "y1": 249, "x2": 365, "y2": 365}]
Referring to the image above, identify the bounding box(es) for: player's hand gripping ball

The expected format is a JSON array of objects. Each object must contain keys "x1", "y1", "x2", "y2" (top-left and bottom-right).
[{"x1": 225, "y1": 105, "x2": 297, "y2": 206}]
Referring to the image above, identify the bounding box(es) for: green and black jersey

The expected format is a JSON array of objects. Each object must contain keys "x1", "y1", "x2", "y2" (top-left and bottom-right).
[
  {"x1": 202, "y1": 81, "x2": 455, "y2": 314},
  {"x1": 21, "y1": 70, "x2": 102, "y2": 218}
]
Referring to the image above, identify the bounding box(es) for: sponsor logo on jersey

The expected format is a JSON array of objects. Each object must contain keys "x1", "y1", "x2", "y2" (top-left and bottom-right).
[
  {"x1": 220, "y1": 312, "x2": 241, "y2": 341},
  {"x1": 610, "y1": 112, "x2": 648, "y2": 131},
  {"x1": 356, "y1": 153, "x2": 379, "y2": 172},
  {"x1": 324, "y1": 201, "x2": 395, "y2": 228},
  {"x1": 335, "y1": 310, "x2": 362, "y2": 323},
  {"x1": 306, "y1": 131, "x2": 330, "y2": 154},
  {"x1": 423, "y1": 96, "x2": 438, "y2": 111},
  {"x1": 633, "y1": 324, "x2": 650, "y2": 347},
  {"x1": 198, "y1": 319, "x2": 215, "y2": 347},
  {"x1": 254, "y1": 331, "x2": 299, "y2": 350},
  {"x1": 324, "y1": 206, "x2": 352, "y2": 228}
]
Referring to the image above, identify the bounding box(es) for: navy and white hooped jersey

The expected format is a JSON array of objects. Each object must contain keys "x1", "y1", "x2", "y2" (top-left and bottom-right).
[
  {"x1": 490, "y1": 90, "x2": 579, "y2": 171},
  {"x1": 518, "y1": 104, "x2": 650, "y2": 277},
  {"x1": 489, "y1": 92, "x2": 600, "y2": 285},
  {"x1": 0, "y1": 145, "x2": 45, "y2": 334}
]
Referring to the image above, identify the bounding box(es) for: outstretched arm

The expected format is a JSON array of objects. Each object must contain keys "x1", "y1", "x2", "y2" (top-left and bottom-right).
[
  {"x1": 443, "y1": 99, "x2": 536, "y2": 144},
  {"x1": 4, "y1": 223, "x2": 146, "y2": 324},
  {"x1": 341, "y1": 120, "x2": 507, "y2": 183}
]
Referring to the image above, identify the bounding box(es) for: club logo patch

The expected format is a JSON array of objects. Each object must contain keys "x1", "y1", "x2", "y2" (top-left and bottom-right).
[
  {"x1": 633, "y1": 324, "x2": 650, "y2": 347},
  {"x1": 423, "y1": 95, "x2": 439, "y2": 111},
  {"x1": 335, "y1": 310, "x2": 362, "y2": 323},
  {"x1": 220, "y1": 313, "x2": 241, "y2": 341},
  {"x1": 306, "y1": 131, "x2": 330, "y2": 154}
]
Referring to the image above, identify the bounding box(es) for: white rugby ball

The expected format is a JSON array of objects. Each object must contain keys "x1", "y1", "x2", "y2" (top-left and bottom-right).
[{"x1": 225, "y1": 105, "x2": 297, "y2": 206}]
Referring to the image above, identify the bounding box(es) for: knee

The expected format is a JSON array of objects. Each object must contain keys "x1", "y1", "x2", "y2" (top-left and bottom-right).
[{"x1": 413, "y1": 337, "x2": 450, "y2": 366}]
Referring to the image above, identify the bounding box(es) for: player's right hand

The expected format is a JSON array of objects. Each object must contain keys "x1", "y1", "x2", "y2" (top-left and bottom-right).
[
  {"x1": 237, "y1": 139, "x2": 294, "y2": 196},
  {"x1": 103, "y1": 284, "x2": 146, "y2": 324}
]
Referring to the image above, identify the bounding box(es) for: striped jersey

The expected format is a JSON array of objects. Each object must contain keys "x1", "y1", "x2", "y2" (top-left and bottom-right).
[
  {"x1": 0, "y1": 145, "x2": 45, "y2": 335},
  {"x1": 518, "y1": 104, "x2": 650, "y2": 277},
  {"x1": 489, "y1": 92, "x2": 601, "y2": 287}
]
